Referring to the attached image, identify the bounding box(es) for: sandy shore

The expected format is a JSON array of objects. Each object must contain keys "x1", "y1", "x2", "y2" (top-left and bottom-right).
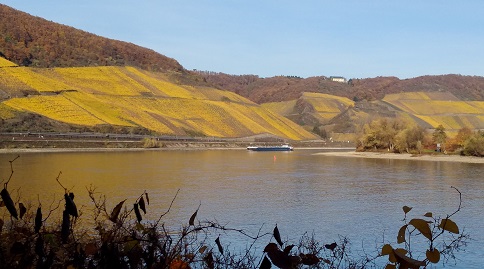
[{"x1": 315, "y1": 151, "x2": 484, "y2": 164}]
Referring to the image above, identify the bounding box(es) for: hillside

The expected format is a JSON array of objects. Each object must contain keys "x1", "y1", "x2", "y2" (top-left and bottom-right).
[
  {"x1": 382, "y1": 92, "x2": 484, "y2": 134},
  {"x1": 196, "y1": 72, "x2": 484, "y2": 103},
  {"x1": 0, "y1": 4, "x2": 183, "y2": 73},
  {"x1": 262, "y1": 92, "x2": 354, "y2": 126},
  {"x1": 0, "y1": 65, "x2": 316, "y2": 140},
  {"x1": 262, "y1": 91, "x2": 484, "y2": 141}
]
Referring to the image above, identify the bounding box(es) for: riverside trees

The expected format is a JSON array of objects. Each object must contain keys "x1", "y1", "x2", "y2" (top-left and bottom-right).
[
  {"x1": 356, "y1": 118, "x2": 484, "y2": 156},
  {"x1": 356, "y1": 118, "x2": 427, "y2": 153}
]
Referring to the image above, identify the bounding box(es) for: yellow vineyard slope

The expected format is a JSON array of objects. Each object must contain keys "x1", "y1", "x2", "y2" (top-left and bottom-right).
[
  {"x1": 383, "y1": 92, "x2": 484, "y2": 131},
  {"x1": 263, "y1": 92, "x2": 355, "y2": 123},
  {"x1": 0, "y1": 66, "x2": 316, "y2": 140}
]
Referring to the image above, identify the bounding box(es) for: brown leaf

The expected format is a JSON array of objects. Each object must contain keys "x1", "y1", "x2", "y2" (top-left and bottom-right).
[
  {"x1": 19, "y1": 203, "x2": 27, "y2": 219},
  {"x1": 424, "y1": 212, "x2": 433, "y2": 218},
  {"x1": 35, "y1": 207, "x2": 42, "y2": 233},
  {"x1": 189, "y1": 209, "x2": 198, "y2": 226},
  {"x1": 402, "y1": 205, "x2": 412, "y2": 214},
  {"x1": 85, "y1": 243, "x2": 98, "y2": 256},
  {"x1": 64, "y1": 193, "x2": 78, "y2": 218},
  {"x1": 1, "y1": 188, "x2": 18, "y2": 219},
  {"x1": 426, "y1": 248, "x2": 440, "y2": 263},
  {"x1": 325, "y1": 242, "x2": 337, "y2": 251},
  {"x1": 273, "y1": 225, "x2": 283, "y2": 247},
  {"x1": 393, "y1": 248, "x2": 425, "y2": 267},
  {"x1": 439, "y1": 218, "x2": 459, "y2": 234},
  {"x1": 145, "y1": 192, "x2": 150, "y2": 205},
  {"x1": 198, "y1": 245, "x2": 208, "y2": 254},
  {"x1": 139, "y1": 196, "x2": 146, "y2": 214},
  {"x1": 215, "y1": 236, "x2": 223, "y2": 254},
  {"x1": 409, "y1": 218, "x2": 432, "y2": 240},
  {"x1": 109, "y1": 200, "x2": 125, "y2": 223},
  {"x1": 397, "y1": 225, "x2": 407, "y2": 244},
  {"x1": 134, "y1": 203, "x2": 142, "y2": 223},
  {"x1": 169, "y1": 259, "x2": 190, "y2": 269},
  {"x1": 381, "y1": 244, "x2": 393, "y2": 255}
]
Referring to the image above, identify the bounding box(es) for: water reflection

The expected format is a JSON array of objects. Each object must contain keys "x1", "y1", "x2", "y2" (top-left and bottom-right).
[{"x1": 0, "y1": 150, "x2": 482, "y2": 267}]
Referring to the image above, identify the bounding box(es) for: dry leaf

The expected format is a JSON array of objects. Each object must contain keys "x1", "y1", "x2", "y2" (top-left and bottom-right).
[
  {"x1": 439, "y1": 218, "x2": 459, "y2": 234},
  {"x1": 139, "y1": 196, "x2": 146, "y2": 214},
  {"x1": 189, "y1": 209, "x2": 198, "y2": 226},
  {"x1": 35, "y1": 207, "x2": 42, "y2": 233},
  {"x1": 409, "y1": 218, "x2": 432, "y2": 240},
  {"x1": 1, "y1": 188, "x2": 18, "y2": 219},
  {"x1": 19, "y1": 203, "x2": 26, "y2": 219},
  {"x1": 85, "y1": 243, "x2": 98, "y2": 256},
  {"x1": 274, "y1": 225, "x2": 283, "y2": 247},
  {"x1": 397, "y1": 225, "x2": 407, "y2": 244},
  {"x1": 426, "y1": 248, "x2": 440, "y2": 263},
  {"x1": 215, "y1": 236, "x2": 223, "y2": 254},
  {"x1": 134, "y1": 203, "x2": 142, "y2": 223},
  {"x1": 109, "y1": 200, "x2": 125, "y2": 223},
  {"x1": 402, "y1": 205, "x2": 412, "y2": 214}
]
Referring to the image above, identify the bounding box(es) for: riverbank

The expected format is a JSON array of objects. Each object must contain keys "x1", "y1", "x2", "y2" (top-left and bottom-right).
[{"x1": 315, "y1": 151, "x2": 484, "y2": 164}]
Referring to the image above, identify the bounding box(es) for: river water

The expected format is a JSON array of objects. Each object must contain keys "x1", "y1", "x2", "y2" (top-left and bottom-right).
[{"x1": 0, "y1": 149, "x2": 482, "y2": 268}]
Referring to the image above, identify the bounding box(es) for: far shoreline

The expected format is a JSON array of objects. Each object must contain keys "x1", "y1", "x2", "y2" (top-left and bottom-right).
[
  {"x1": 314, "y1": 151, "x2": 484, "y2": 164},
  {"x1": 1, "y1": 147, "x2": 482, "y2": 164}
]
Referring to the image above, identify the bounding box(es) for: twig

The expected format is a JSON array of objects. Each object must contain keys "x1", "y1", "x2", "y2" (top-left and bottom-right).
[
  {"x1": 155, "y1": 189, "x2": 180, "y2": 225},
  {"x1": 3, "y1": 155, "x2": 19, "y2": 188},
  {"x1": 55, "y1": 171, "x2": 66, "y2": 191},
  {"x1": 43, "y1": 194, "x2": 62, "y2": 222},
  {"x1": 448, "y1": 186, "x2": 462, "y2": 218}
]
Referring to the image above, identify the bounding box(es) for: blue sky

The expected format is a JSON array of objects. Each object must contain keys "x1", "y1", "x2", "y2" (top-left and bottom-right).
[{"x1": 2, "y1": 1, "x2": 484, "y2": 79}]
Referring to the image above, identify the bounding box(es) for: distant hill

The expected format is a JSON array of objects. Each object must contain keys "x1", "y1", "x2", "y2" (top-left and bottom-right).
[
  {"x1": 196, "y1": 72, "x2": 484, "y2": 103},
  {"x1": 262, "y1": 91, "x2": 483, "y2": 141},
  {"x1": 0, "y1": 4, "x2": 183, "y2": 73},
  {"x1": 0, "y1": 65, "x2": 316, "y2": 140}
]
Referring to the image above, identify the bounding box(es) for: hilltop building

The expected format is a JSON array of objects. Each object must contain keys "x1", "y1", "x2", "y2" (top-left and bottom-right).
[{"x1": 330, "y1": 76, "x2": 347, "y2": 83}]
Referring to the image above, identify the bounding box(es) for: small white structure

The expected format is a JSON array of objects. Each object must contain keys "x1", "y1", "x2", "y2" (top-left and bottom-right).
[{"x1": 330, "y1": 76, "x2": 347, "y2": 83}]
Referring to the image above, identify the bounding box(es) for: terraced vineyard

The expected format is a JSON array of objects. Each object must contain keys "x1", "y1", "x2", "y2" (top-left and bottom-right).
[
  {"x1": 0, "y1": 64, "x2": 316, "y2": 140},
  {"x1": 263, "y1": 92, "x2": 355, "y2": 123},
  {"x1": 0, "y1": 57, "x2": 17, "y2": 67},
  {"x1": 383, "y1": 92, "x2": 484, "y2": 133}
]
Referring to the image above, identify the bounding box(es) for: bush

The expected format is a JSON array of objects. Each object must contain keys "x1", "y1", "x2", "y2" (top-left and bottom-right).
[
  {"x1": 462, "y1": 131, "x2": 484, "y2": 157},
  {"x1": 142, "y1": 137, "x2": 161, "y2": 148}
]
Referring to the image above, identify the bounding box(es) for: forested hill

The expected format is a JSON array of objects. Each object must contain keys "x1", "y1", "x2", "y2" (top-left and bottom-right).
[
  {"x1": 195, "y1": 72, "x2": 484, "y2": 103},
  {"x1": 2, "y1": 3, "x2": 483, "y2": 104},
  {"x1": 0, "y1": 4, "x2": 183, "y2": 73}
]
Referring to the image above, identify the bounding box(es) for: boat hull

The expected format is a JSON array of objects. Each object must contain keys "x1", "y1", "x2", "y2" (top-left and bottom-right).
[{"x1": 247, "y1": 145, "x2": 293, "y2": 151}]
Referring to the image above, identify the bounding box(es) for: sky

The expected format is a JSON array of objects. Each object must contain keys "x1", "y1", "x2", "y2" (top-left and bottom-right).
[{"x1": 2, "y1": 1, "x2": 484, "y2": 79}]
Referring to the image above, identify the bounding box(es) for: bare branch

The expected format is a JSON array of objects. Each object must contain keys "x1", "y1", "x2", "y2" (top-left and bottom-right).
[
  {"x1": 155, "y1": 189, "x2": 180, "y2": 225},
  {"x1": 4, "y1": 155, "x2": 19, "y2": 187},
  {"x1": 55, "y1": 171, "x2": 66, "y2": 191}
]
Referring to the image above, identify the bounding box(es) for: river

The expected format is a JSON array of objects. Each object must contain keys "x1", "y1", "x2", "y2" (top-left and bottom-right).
[{"x1": 0, "y1": 149, "x2": 482, "y2": 268}]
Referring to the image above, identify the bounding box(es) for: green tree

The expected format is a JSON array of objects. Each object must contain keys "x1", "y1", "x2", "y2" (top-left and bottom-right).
[
  {"x1": 462, "y1": 131, "x2": 484, "y2": 157},
  {"x1": 432, "y1": 124, "x2": 447, "y2": 152},
  {"x1": 454, "y1": 127, "x2": 473, "y2": 148},
  {"x1": 394, "y1": 124, "x2": 426, "y2": 153}
]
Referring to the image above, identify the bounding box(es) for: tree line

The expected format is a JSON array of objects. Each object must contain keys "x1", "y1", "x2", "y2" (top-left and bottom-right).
[{"x1": 356, "y1": 118, "x2": 484, "y2": 157}]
